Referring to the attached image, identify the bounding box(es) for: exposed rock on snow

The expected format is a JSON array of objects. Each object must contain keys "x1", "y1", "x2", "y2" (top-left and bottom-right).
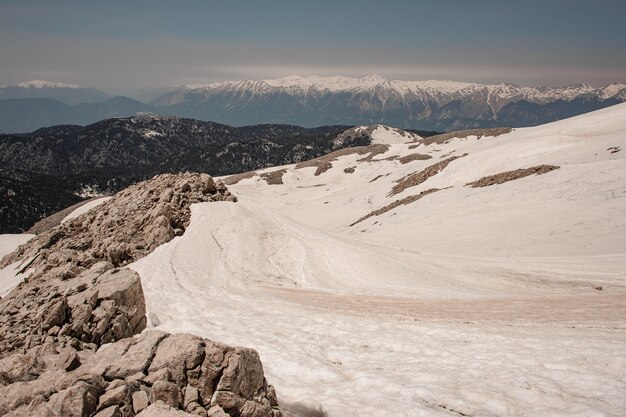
[
  {"x1": 0, "y1": 173, "x2": 280, "y2": 417},
  {"x1": 420, "y1": 127, "x2": 513, "y2": 145},
  {"x1": 260, "y1": 169, "x2": 288, "y2": 185},
  {"x1": 294, "y1": 144, "x2": 391, "y2": 176},
  {"x1": 389, "y1": 154, "x2": 467, "y2": 196},
  {"x1": 394, "y1": 153, "x2": 432, "y2": 164},
  {"x1": 466, "y1": 165, "x2": 560, "y2": 188},
  {"x1": 350, "y1": 188, "x2": 441, "y2": 226}
]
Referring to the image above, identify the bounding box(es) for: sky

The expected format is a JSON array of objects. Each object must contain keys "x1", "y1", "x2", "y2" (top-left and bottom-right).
[{"x1": 1, "y1": 0, "x2": 625, "y2": 93}]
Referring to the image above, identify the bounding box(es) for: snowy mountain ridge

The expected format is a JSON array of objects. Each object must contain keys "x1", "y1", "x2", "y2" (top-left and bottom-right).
[
  {"x1": 176, "y1": 75, "x2": 625, "y2": 103},
  {"x1": 14, "y1": 80, "x2": 84, "y2": 89},
  {"x1": 152, "y1": 75, "x2": 626, "y2": 131}
]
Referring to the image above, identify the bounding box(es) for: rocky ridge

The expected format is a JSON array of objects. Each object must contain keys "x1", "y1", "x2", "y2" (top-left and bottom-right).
[{"x1": 0, "y1": 173, "x2": 281, "y2": 417}]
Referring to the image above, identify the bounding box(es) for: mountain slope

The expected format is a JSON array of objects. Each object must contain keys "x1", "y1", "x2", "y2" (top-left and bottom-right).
[
  {"x1": 152, "y1": 75, "x2": 626, "y2": 130},
  {"x1": 130, "y1": 104, "x2": 626, "y2": 416},
  {"x1": 0, "y1": 118, "x2": 411, "y2": 232}
]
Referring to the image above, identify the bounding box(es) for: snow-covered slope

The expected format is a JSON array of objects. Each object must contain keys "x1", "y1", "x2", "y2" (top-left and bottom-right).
[{"x1": 130, "y1": 104, "x2": 626, "y2": 416}]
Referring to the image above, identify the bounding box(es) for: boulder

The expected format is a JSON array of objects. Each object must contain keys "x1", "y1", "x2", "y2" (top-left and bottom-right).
[
  {"x1": 151, "y1": 381, "x2": 181, "y2": 408},
  {"x1": 137, "y1": 402, "x2": 196, "y2": 416},
  {"x1": 132, "y1": 390, "x2": 150, "y2": 414},
  {"x1": 94, "y1": 406, "x2": 121, "y2": 417},
  {"x1": 148, "y1": 334, "x2": 205, "y2": 387}
]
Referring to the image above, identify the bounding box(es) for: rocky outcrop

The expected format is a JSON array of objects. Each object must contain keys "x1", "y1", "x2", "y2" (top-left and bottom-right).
[
  {"x1": 420, "y1": 127, "x2": 512, "y2": 145},
  {"x1": 0, "y1": 173, "x2": 281, "y2": 417},
  {"x1": 350, "y1": 188, "x2": 441, "y2": 226},
  {"x1": 0, "y1": 173, "x2": 234, "y2": 356},
  {"x1": 0, "y1": 331, "x2": 280, "y2": 417},
  {"x1": 388, "y1": 154, "x2": 467, "y2": 197},
  {"x1": 466, "y1": 165, "x2": 560, "y2": 188}
]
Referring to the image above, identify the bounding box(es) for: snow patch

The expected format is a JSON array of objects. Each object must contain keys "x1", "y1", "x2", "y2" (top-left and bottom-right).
[
  {"x1": 62, "y1": 197, "x2": 112, "y2": 223},
  {"x1": 0, "y1": 234, "x2": 35, "y2": 297}
]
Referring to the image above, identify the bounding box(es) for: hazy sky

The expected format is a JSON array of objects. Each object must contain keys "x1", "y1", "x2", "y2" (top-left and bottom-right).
[{"x1": 1, "y1": 0, "x2": 625, "y2": 92}]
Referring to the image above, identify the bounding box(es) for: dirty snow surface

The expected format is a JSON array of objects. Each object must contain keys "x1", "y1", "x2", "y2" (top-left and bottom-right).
[{"x1": 130, "y1": 104, "x2": 626, "y2": 417}]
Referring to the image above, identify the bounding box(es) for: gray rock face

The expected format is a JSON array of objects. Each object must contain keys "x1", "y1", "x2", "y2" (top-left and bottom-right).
[{"x1": 0, "y1": 173, "x2": 281, "y2": 416}]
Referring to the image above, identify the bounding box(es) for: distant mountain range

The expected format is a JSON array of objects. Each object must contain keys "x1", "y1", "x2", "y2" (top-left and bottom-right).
[
  {"x1": 1, "y1": 115, "x2": 417, "y2": 232},
  {"x1": 151, "y1": 75, "x2": 626, "y2": 131},
  {"x1": 0, "y1": 77, "x2": 624, "y2": 133},
  {"x1": 0, "y1": 80, "x2": 109, "y2": 104},
  {"x1": 0, "y1": 96, "x2": 157, "y2": 133}
]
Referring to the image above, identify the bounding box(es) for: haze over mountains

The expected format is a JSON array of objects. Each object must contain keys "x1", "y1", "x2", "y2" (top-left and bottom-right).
[{"x1": 1, "y1": 76, "x2": 624, "y2": 133}]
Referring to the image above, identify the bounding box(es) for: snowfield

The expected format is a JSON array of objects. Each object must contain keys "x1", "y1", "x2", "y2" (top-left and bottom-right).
[
  {"x1": 0, "y1": 234, "x2": 34, "y2": 297},
  {"x1": 130, "y1": 104, "x2": 626, "y2": 416}
]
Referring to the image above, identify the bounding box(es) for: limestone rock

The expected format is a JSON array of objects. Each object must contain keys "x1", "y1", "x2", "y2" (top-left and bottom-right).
[
  {"x1": 137, "y1": 402, "x2": 196, "y2": 416},
  {"x1": 132, "y1": 390, "x2": 150, "y2": 414},
  {"x1": 94, "y1": 406, "x2": 121, "y2": 417},
  {"x1": 104, "y1": 331, "x2": 168, "y2": 380},
  {"x1": 0, "y1": 353, "x2": 41, "y2": 386},
  {"x1": 98, "y1": 384, "x2": 128, "y2": 410},
  {"x1": 151, "y1": 381, "x2": 181, "y2": 408},
  {"x1": 148, "y1": 334, "x2": 205, "y2": 387},
  {"x1": 46, "y1": 380, "x2": 100, "y2": 417},
  {"x1": 0, "y1": 174, "x2": 281, "y2": 417}
]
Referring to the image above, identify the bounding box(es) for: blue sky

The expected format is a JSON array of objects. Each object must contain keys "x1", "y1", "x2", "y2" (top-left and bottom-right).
[{"x1": 1, "y1": 0, "x2": 625, "y2": 90}]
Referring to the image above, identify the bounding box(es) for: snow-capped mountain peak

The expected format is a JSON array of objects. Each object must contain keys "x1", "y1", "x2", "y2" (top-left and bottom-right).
[
  {"x1": 176, "y1": 75, "x2": 625, "y2": 101},
  {"x1": 147, "y1": 76, "x2": 626, "y2": 131},
  {"x1": 15, "y1": 80, "x2": 83, "y2": 89}
]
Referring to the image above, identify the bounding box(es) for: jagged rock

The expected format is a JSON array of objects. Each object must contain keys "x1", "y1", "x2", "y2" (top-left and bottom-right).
[
  {"x1": 144, "y1": 368, "x2": 173, "y2": 385},
  {"x1": 103, "y1": 331, "x2": 168, "y2": 380},
  {"x1": 42, "y1": 296, "x2": 69, "y2": 328},
  {"x1": 183, "y1": 385, "x2": 200, "y2": 409},
  {"x1": 151, "y1": 381, "x2": 180, "y2": 408},
  {"x1": 95, "y1": 406, "x2": 121, "y2": 417},
  {"x1": 206, "y1": 406, "x2": 229, "y2": 417},
  {"x1": 0, "y1": 353, "x2": 41, "y2": 386},
  {"x1": 0, "y1": 174, "x2": 281, "y2": 417},
  {"x1": 42, "y1": 347, "x2": 81, "y2": 372},
  {"x1": 148, "y1": 334, "x2": 205, "y2": 387},
  {"x1": 137, "y1": 402, "x2": 196, "y2": 416},
  {"x1": 46, "y1": 380, "x2": 100, "y2": 417},
  {"x1": 98, "y1": 384, "x2": 128, "y2": 410},
  {"x1": 197, "y1": 342, "x2": 229, "y2": 404},
  {"x1": 216, "y1": 349, "x2": 266, "y2": 402},
  {"x1": 133, "y1": 390, "x2": 150, "y2": 413}
]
